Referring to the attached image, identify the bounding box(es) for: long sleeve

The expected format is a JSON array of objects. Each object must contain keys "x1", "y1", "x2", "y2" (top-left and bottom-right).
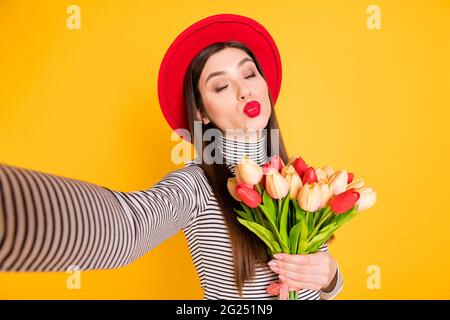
[
  {"x1": 0, "y1": 162, "x2": 205, "y2": 272},
  {"x1": 319, "y1": 242, "x2": 344, "y2": 300},
  {"x1": 320, "y1": 263, "x2": 344, "y2": 300}
]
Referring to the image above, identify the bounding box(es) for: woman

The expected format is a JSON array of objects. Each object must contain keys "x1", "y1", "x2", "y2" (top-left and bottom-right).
[{"x1": 0, "y1": 14, "x2": 342, "y2": 299}]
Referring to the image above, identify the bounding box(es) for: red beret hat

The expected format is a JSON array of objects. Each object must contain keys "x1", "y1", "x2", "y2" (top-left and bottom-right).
[{"x1": 157, "y1": 13, "x2": 282, "y2": 143}]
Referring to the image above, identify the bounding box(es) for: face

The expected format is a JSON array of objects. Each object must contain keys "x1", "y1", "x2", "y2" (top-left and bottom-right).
[{"x1": 197, "y1": 47, "x2": 272, "y2": 142}]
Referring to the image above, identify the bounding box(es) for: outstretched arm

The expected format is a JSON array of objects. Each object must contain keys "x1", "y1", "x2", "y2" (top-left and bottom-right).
[{"x1": 0, "y1": 163, "x2": 204, "y2": 272}]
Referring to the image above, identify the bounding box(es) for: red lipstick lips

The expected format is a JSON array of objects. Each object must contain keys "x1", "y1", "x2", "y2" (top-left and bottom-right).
[{"x1": 244, "y1": 101, "x2": 261, "y2": 118}]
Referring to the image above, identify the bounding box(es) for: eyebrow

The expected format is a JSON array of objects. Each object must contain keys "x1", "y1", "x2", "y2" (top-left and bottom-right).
[{"x1": 204, "y1": 57, "x2": 254, "y2": 86}]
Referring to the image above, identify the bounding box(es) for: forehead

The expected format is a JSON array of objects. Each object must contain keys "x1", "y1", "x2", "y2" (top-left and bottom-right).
[{"x1": 201, "y1": 47, "x2": 252, "y2": 76}]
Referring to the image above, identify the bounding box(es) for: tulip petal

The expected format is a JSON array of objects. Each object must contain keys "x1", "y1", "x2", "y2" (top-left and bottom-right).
[
  {"x1": 330, "y1": 188, "x2": 360, "y2": 214},
  {"x1": 293, "y1": 157, "x2": 308, "y2": 178},
  {"x1": 236, "y1": 184, "x2": 262, "y2": 208},
  {"x1": 302, "y1": 167, "x2": 318, "y2": 185},
  {"x1": 348, "y1": 172, "x2": 354, "y2": 184}
]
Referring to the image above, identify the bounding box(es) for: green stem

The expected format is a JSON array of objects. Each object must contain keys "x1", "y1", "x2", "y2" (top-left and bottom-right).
[
  {"x1": 288, "y1": 290, "x2": 298, "y2": 300},
  {"x1": 277, "y1": 198, "x2": 282, "y2": 228},
  {"x1": 312, "y1": 208, "x2": 319, "y2": 227},
  {"x1": 255, "y1": 183, "x2": 262, "y2": 194},
  {"x1": 306, "y1": 211, "x2": 310, "y2": 229},
  {"x1": 308, "y1": 208, "x2": 332, "y2": 241},
  {"x1": 254, "y1": 206, "x2": 267, "y2": 228},
  {"x1": 289, "y1": 201, "x2": 294, "y2": 231}
]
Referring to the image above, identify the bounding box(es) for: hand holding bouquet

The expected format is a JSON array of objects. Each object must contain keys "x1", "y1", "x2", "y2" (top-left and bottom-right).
[{"x1": 227, "y1": 155, "x2": 377, "y2": 300}]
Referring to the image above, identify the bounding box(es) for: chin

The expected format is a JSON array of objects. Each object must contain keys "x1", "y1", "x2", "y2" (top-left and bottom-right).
[{"x1": 242, "y1": 116, "x2": 269, "y2": 132}]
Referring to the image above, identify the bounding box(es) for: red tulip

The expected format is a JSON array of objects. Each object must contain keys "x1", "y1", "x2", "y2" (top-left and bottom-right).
[
  {"x1": 293, "y1": 157, "x2": 308, "y2": 178},
  {"x1": 330, "y1": 188, "x2": 360, "y2": 214},
  {"x1": 270, "y1": 155, "x2": 284, "y2": 172},
  {"x1": 236, "y1": 184, "x2": 262, "y2": 208},
  {"x1": 348, "y1": 172, "x2": 354, "y2": 184},
  {"x1": 302, "y1": 167, "x2": 318, "y2": 185},
  {"x1": 262, "y1": 162, "x2": 272, "y2": 174},
  {"x1": 263, "y1": 155, "x2": 284, "y2": 173}
]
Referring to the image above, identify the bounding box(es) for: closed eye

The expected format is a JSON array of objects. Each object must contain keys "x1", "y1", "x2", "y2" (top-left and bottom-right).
[{"x1": 214, "y1": 73, "x2": 256, "y2": 93}]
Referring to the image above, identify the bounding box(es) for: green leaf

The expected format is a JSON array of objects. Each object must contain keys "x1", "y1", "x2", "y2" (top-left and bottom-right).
[
  {"x1": 263, "y1": 190, "x2": 276, "y2": 216},
  {"x1": 258, "y1": 204, "x2": 277, "y2": 228},
  {"x1": 288, "y1": 222, "x2": 301, "y2": 254},
  {"x1": 333, "y1": 207, "x2": 358, "y2": 227},
  {"x1": 306, "y1": 224, "x2": 339, "y2": 251},
  {"x1": 308, "y1": 207, "x2": 332, "y2": 241},
  {"x1": 254, "y1": 206, "x2": 272, "y2": 230},
  {"x1": 240, "y1": 203, "x2": 256, "y2": 221},
  {"x1": 317, "y1": 222, "x2": 337, "y2": 234},
  {"x1": 307, "y1": 241, "x2": 326, "y2": 253},
  {"x1": 258, "y1": 204, "x2": 290, "y2": 253},
  {"x1": 279, "y1": 194, "x2": 291, "y2": 249},
  {"x1": 237, "y1": 217, "x2": 281, "y2": 254},
  {"x1": 314, "y1": 207, "x2": 324, "y2": 225},
  {"x1": 307, "y1": 211, "x2": 315, "y2": 234},
  {"x1": 305, "y1": 206, "x2": 359, "y2": 252},
  {"x1": 234, "y1": 209, "x2": 254, "y2": 222},
  {"x1": 311, "y1": 210, "x2": 318, "y2": 229},
  {"x1": 289, "y1": 201, "x2": 296, "y2": 230},
  {"x1": 293, "y1": 200, "x2": 306, "y2": 225},
  {"x1": 297, "y1": 217, "x2": 309, "y2": 253},
  {"x1": 312, "y1": 207, "x2": 326, "y2": 229}
]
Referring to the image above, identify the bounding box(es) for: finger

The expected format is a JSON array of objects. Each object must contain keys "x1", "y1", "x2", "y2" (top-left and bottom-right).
[
  {"x1": 270, "y1": 260, "x2": 328, "y2": 274},
  {"x1": 278, "y1": 270, "x2": 329, "y2": 287},
  {"x1": 296, "y1": 265, "x2": 329, "y2": 275},
  {"x1": 306, "y1": 252, "x2": 329, "y2": 265},
  {"x1": 274, "y1": 252, "x2": 327, "y2": 266},
  {"x1": 280, "y1": 283, "x2": 288, "y2": 300},
  {"x1": 279, "y1": 275, "x2": 323, "y2": 291}
]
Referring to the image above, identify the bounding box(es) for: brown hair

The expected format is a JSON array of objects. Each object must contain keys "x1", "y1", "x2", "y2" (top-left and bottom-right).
[{"x1": 183, "y1": 41, "x2": 333, "y2": 297}]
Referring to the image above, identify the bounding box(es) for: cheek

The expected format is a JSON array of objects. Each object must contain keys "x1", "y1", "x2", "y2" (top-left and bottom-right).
[
  {"x1": 255, "y1": 80, "x2": 269, "y2": 99},
  {"x1": 203, "y1": 94, "x2": 235, "y2": 119},
  {"x1": 202, "y1": 93, "x2": 220, "y2": 113},
  {"x1": 263, "y1": 102, "x2": 272, "y2": 119},
  {"x1": 257, "y1": 82, "x2": 272, "y2": 115}
]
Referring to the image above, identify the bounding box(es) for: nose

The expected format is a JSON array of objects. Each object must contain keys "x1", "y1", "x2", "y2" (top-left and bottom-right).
[{"x1": 238, "y1": 83, "x2": 252, "y2": 100}]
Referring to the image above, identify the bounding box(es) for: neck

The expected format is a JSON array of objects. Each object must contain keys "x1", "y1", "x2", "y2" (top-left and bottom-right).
[{"x1": 217, "y1": 129, "x2": 269, "y2": 174}]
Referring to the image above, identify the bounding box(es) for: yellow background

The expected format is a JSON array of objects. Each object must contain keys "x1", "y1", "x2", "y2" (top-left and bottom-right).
[{"x1": 0, "y1": 0, "x2": 449, "y2": 299}]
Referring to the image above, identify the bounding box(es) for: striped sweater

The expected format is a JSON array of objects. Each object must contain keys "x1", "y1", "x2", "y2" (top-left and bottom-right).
[{"x1": 0, "y1": 132, "x2": 343, "y2": 299}]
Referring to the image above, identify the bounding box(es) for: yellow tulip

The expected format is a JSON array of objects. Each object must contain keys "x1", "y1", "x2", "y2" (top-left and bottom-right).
[
  {"x1": 284, "y1": 166, "x2": 303, "y2": 200},
  {"x1": 328, "y1": 169, "x2": 348, "y2": 195},
  {"x1": 235, "y1": 155, "x2": 263, "y2": 186},
  {"x1": 280, "y1": 165, "x2": 287, "y2": 177},
  {"x1": 355, "y1": 187, "x2": 377, "y2": 211},
  {"x1": 265, "y1": 168, "x2": 290, "y2": 199},
  {"x1": 286, "y1": 156, "x2": 297, "y2": 167},
  {"x1": 323, "y1": 165, "x2": 335, "y2": 179},
  {"x1": 318, "y1": 182, "x2": 333, "y2": 208},
  {"x1": 227, "y1": 177, "x2": 242, "y2": 201},
  {"x1": 235, "y1": 168, "x2": 251, "y2": 188},
  {"x1": 315, "y1": 167, "x2": 329, "y2": 184},
  {"x1": 280, "y1": 164, "x2": 295, "y2": 178},
  {"x1": 298, "y1": 182, "x2": 321, "y2": 212},
  {"x1": 346, "y1": 178, "x2": 365, "y2": 190}
]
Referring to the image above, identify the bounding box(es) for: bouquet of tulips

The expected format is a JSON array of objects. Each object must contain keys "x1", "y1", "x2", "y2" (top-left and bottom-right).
[{"x1": 227, "y1": 154, "x2": 377, "y2": 300}]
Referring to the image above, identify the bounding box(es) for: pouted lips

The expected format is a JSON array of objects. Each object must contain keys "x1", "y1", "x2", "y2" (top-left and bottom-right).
[{"x1": 244, "y1": 101, "x2": 261, "y2": 118}]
